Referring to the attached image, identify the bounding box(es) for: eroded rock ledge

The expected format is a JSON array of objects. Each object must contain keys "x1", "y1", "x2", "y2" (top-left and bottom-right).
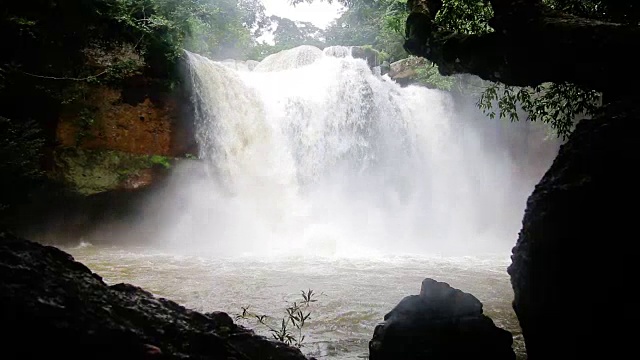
[{"x1": 0, "y1": 233, "x2": 306, "y2": 360}]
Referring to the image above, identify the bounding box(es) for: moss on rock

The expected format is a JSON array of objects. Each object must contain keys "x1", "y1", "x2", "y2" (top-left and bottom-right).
[
  {"x1": 52, "y1": 148, "x2": 171, "y2": 195},
  {"x1": 351, "y1": 46, "x2": 384, "y2": 68}
]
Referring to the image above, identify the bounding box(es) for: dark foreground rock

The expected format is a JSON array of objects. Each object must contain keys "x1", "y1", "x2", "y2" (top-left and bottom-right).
[
  {"x1": 508, "y1": 102, "x2": 636, "y2": 359},
  {"x1": 0, "y1": 232, "x2": 306, "y2": 360},
  {"x1": 369, "y1": 278, "x2": 515, "y2": 360}
]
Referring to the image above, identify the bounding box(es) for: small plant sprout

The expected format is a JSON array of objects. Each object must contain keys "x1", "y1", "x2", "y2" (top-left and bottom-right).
[
  {"x1": 301, "y1": 289, "x2": 317, "y2": 305},
  {"x1": 235, "y1": 289, "x2": 321, "y2": 349}
]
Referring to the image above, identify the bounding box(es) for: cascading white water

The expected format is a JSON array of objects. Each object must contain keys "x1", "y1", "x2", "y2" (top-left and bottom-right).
[{"x1": 152, "y1": 46, "x2": 543, "y2": 257}]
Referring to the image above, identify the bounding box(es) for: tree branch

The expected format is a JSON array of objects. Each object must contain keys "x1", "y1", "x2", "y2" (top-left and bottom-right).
[
  {"x1": 18, "y1": 70, "x2": 109, "y2": 81},
  {"x1": 404, "y1": 0, "x2": 640, "y2": 94}
]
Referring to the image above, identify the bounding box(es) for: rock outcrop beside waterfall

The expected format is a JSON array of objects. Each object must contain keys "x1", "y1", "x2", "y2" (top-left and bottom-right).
[
  {"x1": 387, "y1": 57, "x2": 428, "y2": 87},
  {"x1": 508, "y1": 102, "x2": 635, "y2": 359},
  {"x1": 7, "y1": 65, "x2": 197, "y2": 238},
  {"x1": 0, "y1": 232, "x2": 307, "y2": 360},
  {"x1": 369, "y1": 278, "x2": 515, "y2": 360},
  {"x1": 350, "y1": 46, "x2": 384, "y2": 68},
  {"x1": 53, "y1": 79, "x2": 196, "y2": 194}
]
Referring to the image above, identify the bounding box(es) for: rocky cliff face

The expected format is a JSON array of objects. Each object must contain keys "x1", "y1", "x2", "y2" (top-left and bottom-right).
[
  {"x1": 508, "y1": 102, "x2": 635, "y2": 359},
  {"x1": 52, "y1": 76, "x2": 196, "y2": 195},
  {"x1": 9, "y1": 61, "x2": 199, "y2": 239},
  {"x1": 0, "y1": 232, "x2": 308, "y2": 360},
  {"x1": 58, "y1": 85, "x2": 186, "y2": 156}
]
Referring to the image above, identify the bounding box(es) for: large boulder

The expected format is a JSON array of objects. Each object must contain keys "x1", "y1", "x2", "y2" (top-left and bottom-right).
[
  {"x1": 350, "y1": 46, "x2": 383, "y2": 68},
  {"x1": 369, "y1": 278, "x2": 515, "y2": 360},
  {"x1": 508, "y1": 102, "x2": 635, "y2": 359},
  {"x1": 388, "y1": 57, "x2": 428, "y2": 87},
  {"x1": 0, "y1": 233, "x2": 307, "y2": 360}
]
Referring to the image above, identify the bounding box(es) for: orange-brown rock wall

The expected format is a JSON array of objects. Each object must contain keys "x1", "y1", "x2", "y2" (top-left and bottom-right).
[{"x1": 56, "y1": 79, "x2": 195, "y2": 158}]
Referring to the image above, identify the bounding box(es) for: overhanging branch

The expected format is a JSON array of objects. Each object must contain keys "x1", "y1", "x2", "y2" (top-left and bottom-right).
[{"x1": 404, "y1": 0, "x2": 640, "y2": 94}]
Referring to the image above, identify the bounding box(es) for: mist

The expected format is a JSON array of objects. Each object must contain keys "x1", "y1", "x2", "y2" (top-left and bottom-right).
[{"x1": 109, "y1": 46, "x2": 559, "y2": 258}]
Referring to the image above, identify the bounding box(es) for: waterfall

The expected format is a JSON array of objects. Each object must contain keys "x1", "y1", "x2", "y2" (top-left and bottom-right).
[{"x1": 156, "y1": 46, "x2": 543, "y2": 257}]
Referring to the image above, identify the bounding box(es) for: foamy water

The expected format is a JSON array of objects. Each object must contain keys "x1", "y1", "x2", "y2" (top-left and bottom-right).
[{"x1": 65, "y1": 245, "x2": 525, "y2": 359}]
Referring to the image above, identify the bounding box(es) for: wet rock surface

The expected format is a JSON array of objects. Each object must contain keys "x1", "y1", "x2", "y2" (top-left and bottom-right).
[
  {"x1": 56, "y1": 83, "x2": 195, "y2": 158},
  {"x1": 369, "y1": 278, "x2": 515, "y2": 360},
  {"x1": 350, "y1": 46, "x2": 383, "y2": 68},
  {"x1": 508, "y1": 102, "x2": 636, "y2": 359},
  {"x1": 0, "y1": 233, "x2": 307, "y2": 360},
  {"x1": 388, "y1": 57, "x2": 428, "y2": 87}
]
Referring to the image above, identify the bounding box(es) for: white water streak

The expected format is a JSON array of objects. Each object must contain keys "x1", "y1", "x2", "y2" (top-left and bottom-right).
[{"x1": 150, "y1": 46, "x2": 544, "y2": 257}]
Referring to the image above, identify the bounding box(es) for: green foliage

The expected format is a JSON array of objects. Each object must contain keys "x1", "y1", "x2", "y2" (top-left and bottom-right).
[
  {"x1": 0, "y1": 116, "x2": 45, "y2": 191},
  {"x1": 544, "y1": 0, "x2": 640, "y2": 24},
  {"x1": 273, "y1": 16, "x2": 325, "y2": 48},
  {"x1": 247, "y1": 42, "x2": 284, "y2": 61},
  {"x1": 414, "y1": 63, "x2": 455, "y2": 91},
  {"x1": 73, "y1": 105, "x2": 99, "y2": 144},
  {"x1": 1, "y1": 0, "x2": 263, "y2": 96},
  {"x1": 236, "y1": 289, "x2": 321, "y2": 349},
  {"x1": 0, "y1": 0, "x2": 263, "y2": 217},
  {"x1": 246, "y1": 15, "x2": 325, "y2": 61},
  {"x1": 53, "y1": 148, "x2": 170, "y2": 195},
  {"x1": 149, "y1": 155, "x2": 172, "y2": 169},
  {"x1": 323, "y1": 0, "x2": 410, "y2": 62},
  {"x1": 0, "y1": 117, "x2": 45, "y2": 217},
  {"x1": 108, "y1": 0, "x2": 261, "y2": 66},
  {"x1": 401, "y1": 0, "x2": 610, "y2": 137},
  {"x1": 478, "y1": 82, "x2": 601, "y2": 139},
  {"x1": 434, "y1": 0, "x2": 493, "y2": 34},
  {"x1": 306, "y1": 0, "x2": 492, "y2": 58}
]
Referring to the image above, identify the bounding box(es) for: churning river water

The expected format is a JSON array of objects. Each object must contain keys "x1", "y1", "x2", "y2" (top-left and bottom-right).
[{"x1": 65, "y1": 245, "x2": 525, "y2": 359}]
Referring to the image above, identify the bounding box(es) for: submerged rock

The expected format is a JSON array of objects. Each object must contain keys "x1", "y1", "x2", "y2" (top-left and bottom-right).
[
  {"x1": 0, "y1": 232, "x2": 307, "y2": 360},
  {"x1": 508, "y1": 102, "x2": 636, "y2": 359},
  {"x1": 369, "y1": 278, "x2": 515, "y2": 360}
]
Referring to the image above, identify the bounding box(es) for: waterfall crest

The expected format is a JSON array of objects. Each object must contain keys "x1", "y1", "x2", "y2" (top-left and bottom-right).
[{"x1": 254, "y1": 45, "x2": 324, "y2": 72}]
